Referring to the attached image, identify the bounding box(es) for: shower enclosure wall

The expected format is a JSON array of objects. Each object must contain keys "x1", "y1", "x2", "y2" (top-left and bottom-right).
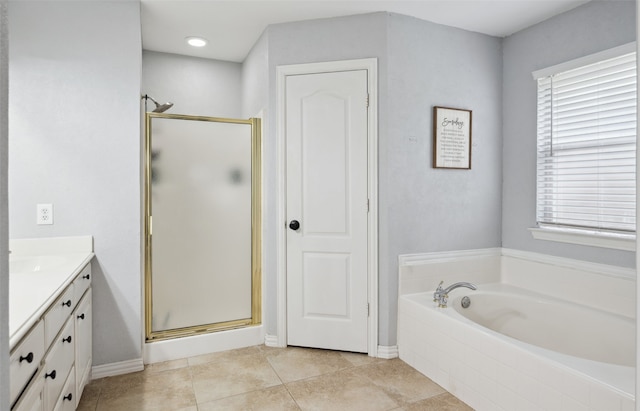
[{"x1": 144, "y1": 112, "x2": 261, "y2": 341}]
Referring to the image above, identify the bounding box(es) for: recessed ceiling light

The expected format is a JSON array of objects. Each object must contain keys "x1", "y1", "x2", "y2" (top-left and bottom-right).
[{"x1": 186, "y1": 36, "x2": 208, "y2": 47}]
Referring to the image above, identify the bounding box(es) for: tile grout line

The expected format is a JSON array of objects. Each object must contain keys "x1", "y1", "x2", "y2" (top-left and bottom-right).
[
  {"x1": 264, "y1": 352, "x2": 304, "y2": 410},
  {"x1": 90, "y1": 378, "x2": 103, "y2": 411},
  {"x1": 282, "y1": 382, "x2": 303, "y2": 410},
  {"x1": 186, "y1": 361, "x2": 199, "y2": 411},
  {"x1": 264, "y1": 348, "x2": 353, "y2": 410},
  {"x1": 189, "y1": 347, "x2": 290, "y2": 408}
]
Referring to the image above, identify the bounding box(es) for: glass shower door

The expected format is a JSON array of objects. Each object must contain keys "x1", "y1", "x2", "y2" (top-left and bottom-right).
[{"x1": 145, "y1": 113, "x2": 261, "y2": 341}]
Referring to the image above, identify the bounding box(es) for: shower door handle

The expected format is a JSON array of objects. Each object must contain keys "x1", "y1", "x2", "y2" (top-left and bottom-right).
[{"x1": 289, "y1": 220, "x2": 300, "y2": 231}]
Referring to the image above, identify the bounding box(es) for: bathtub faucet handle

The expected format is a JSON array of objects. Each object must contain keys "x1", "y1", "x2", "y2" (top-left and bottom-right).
[
  {"x1": 433, "y1": 281, "x2": 445, "y2": 303},
  {"x1": 433, "y1": 281, "x2": 477, "y2": 308}
]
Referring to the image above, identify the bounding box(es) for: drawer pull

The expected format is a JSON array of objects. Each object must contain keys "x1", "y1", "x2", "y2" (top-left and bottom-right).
[
  {"x1": 19, "y1": 352, "x2": 34, "y2": 363},
  {"x1": 82, "y1": 274, "x2": 90, "y2": 280},
  {"x1": 77, "y1": 313, "x2": 85, "y2": 320},
  {"x1": 62, "y1": 335, "x2": 72, "y2": 343},
  {"x1": 45, "y1": 370, "x2": 57, "y2": 380},
  {"x1": 63, "y1": 393, "x2": 73, "y2": 402},
  {"x1": 62, "y1": 300, "x2": 72, "y2": 307}
]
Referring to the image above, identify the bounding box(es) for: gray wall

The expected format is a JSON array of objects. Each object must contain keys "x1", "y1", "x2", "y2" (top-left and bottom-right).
[
  {"x1": 8, "y1": 1, "x2": 142, "y2": 366},
  {"x1": 502, "y1": 0, "x2": 637, "y2": 267},
  {"x1": 384, "y1": 13, "x2": 503, "y2": 345},
  {"x1": 263, "y1": 12, "x2": 389, "y2": 341},
  {"x1": 262, "y1": 12, "x2": 503, "y2": 346},
  {"x1": 241, "y1": 31, "x2": 269, "y2": 119},
  {"x1": 0, "y1": 2, "x2": 8, "y2": 410},
  {"x1": 143, "y1": 50, "x2": 242, "y2": 119}
]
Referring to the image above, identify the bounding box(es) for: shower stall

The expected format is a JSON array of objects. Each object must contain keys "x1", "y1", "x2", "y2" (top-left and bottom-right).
[{"x1": 144, "y1": 111, "x2": 261, "y2": 342}]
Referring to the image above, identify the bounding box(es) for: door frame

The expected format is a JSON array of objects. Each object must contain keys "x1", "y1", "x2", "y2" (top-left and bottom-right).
[{"x1": 276, "y1": 58, "x2": 379, "y2": 356}]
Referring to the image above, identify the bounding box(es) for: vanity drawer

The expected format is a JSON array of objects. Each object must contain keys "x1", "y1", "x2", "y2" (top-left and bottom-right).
[
  {"x1": 72, "y1": 263, "x2": 91, "y2": 304},
  {"x1": 10, "y1": 320, "x2": 45, "y2": 406},
  {"x1": 42, "y1": 318, "x2": 75, "y2": 411},
  {"x1": 44, "y1": 285, "x2": 74, "y2": 348},
  {"x1": 52, "y1": 367, "x2": 75, "y2": 411},
  {"x1": 13, "y1": 369, "x2": 44, "y2": 411}
]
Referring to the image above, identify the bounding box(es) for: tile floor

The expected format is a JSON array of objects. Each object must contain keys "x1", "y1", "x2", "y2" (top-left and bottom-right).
[{"x1": 77, "y1": 345, "x2": 473, "y2": 411}]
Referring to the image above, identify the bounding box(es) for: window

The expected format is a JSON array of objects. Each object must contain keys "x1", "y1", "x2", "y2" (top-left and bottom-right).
[{"x1": 534, "y1": 44, "x2": 637, "y2": 240}]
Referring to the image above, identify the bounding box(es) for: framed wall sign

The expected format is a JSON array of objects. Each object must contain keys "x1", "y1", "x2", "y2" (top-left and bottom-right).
[{"x1": 433, "y1": 106, "x2": 472, "y2": 169}]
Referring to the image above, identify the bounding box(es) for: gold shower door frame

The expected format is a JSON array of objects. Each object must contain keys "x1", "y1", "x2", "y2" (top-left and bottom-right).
[{"x1": 144, "y1": 112, "x2": 261, "y2": 342}]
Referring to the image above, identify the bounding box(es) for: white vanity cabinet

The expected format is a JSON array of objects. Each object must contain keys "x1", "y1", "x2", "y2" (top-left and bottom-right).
[
  {"x1": 42, "y1": 318, "x2": 74, "y2": 410},
  {"x1": 44, "y1": 288, "x2": 75, "y2": 349},
  {"x1": 11, "y1": 261, "x2": 92, "y2": 411},
  {"x1": 52, "y1": 367, "x2": 75, "y2": 411},
  {"x1": 12, "y1": 371, "x2": 44, "y2": 411},
  {"x1": 73, "y1": 290, "x2": 92, "y2": 406},
  {"x1": 9, "y1": 321, "x2": 45, "y2": 404}
]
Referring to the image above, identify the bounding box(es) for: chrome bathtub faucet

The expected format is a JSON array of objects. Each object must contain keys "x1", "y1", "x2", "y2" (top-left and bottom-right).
[{"x1": 433, "y1": 281, "x2": 477, "y2": 308}]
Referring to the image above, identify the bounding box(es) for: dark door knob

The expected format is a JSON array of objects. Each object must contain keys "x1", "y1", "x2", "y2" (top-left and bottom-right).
[{"x1": 289, "y1": 220, "x2": 300, "y2": 231}]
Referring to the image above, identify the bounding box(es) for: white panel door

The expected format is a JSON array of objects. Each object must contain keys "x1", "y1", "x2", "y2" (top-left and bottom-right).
[{"x1": 286, "y1": 70, "x2": 369, "y2": 352}]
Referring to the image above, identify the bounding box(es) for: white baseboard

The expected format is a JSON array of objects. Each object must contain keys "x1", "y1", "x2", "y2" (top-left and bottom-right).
[
  {"x1": 264, "y1": 334, "x2": 281, "y2": 347},
  {"x1": 377, "y1": 345, "x2": 398, "y2": 359},
  {"x1": 91, "y1": 358, "x2": 144, "y2": 380}
]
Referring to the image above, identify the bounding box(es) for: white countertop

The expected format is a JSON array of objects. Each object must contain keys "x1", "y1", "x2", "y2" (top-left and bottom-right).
[{"x1": 9, "y1": 236, "x2": 94, "y2": 348}]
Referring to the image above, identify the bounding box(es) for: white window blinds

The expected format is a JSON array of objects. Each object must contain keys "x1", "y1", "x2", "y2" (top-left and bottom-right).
[{"x1": 536, "y1": 49, "x2": 637, "y2": 234}]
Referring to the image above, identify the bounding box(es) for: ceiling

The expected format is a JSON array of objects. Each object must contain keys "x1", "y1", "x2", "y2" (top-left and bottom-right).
[{"x1": 140, "y1": 0, "x2": 591, "y2": 63}]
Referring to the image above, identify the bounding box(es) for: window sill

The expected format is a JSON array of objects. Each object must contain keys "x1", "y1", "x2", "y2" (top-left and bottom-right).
[{"x1": 529, "y1": 227, "x2": 636, "y2": 251}]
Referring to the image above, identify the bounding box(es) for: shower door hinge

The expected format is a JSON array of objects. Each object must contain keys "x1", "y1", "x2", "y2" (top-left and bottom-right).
[{"x1": 149, "y1": 216, "x2": 153, "y2": 236}]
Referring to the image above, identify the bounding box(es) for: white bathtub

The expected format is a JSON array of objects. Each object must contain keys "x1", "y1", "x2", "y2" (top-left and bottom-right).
[
  {"x1": 398, "y1": 283, "x2": 635, "y2": 410},
  {"x1": 451, "y1": 285, "x2": 635, "y2": 368}
]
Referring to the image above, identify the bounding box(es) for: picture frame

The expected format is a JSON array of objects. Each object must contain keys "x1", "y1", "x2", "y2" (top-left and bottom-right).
[{"x1": 433, "y1": 106, "x2": 472, "y2": 169}]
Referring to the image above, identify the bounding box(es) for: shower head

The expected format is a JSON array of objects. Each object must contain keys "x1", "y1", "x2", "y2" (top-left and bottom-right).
[
  {"x1": 153, "y1": 101, "x2": 174, "y2": 113},
  {"x1": 142, "y1": 94, "x2": 174, "y2": 113}
]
